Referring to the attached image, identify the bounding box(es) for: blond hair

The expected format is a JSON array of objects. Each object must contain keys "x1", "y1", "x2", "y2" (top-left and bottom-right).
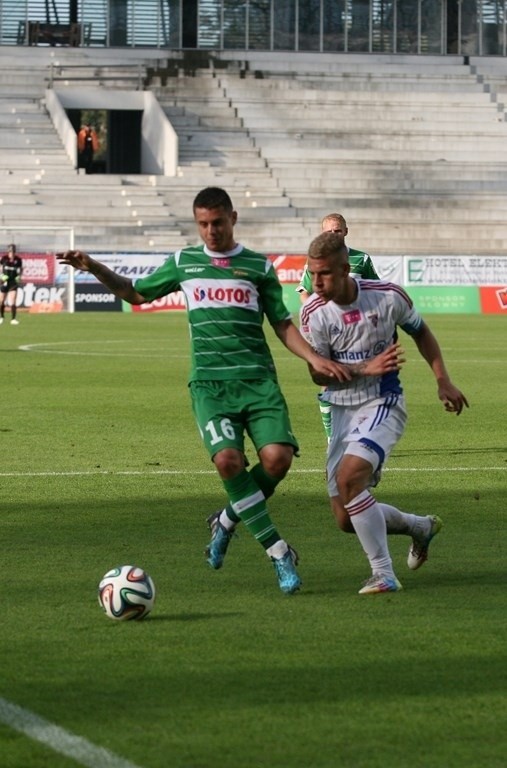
[
  {"x1": 308, "y1": 232, "x2": 348, "y2": 263},
  {"x1": 321, "y1": 213, "x2": 347, "y2": 231}
]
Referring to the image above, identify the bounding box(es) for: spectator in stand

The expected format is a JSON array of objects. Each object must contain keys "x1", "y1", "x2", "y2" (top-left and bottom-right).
[{"x1": 77, "y1": 125, "x2": 99, "y2": 174}]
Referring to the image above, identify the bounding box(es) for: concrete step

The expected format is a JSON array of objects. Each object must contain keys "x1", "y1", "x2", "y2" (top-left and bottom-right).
[
  {"x1": 264, "y1": 158, "x2": 507, "y2": 174},
  {"x1": 31, "y1": 190, "x2": 168, "y2": 207},
  {"x1": 251, "y1": 134, "x2": 507, "y2": 150},
  {"x1": 242, "y1": 116, "x2": 506, "y2": 132},
  {"x1": 175, "y1": 154, "x2": 267, "y2": 172},
  {"x1": 286, "y1": 178, "x2": 507, "y2": 193},
  {"x1": 293, "y1": 203, "x2": 507, "y2": 222},
  {"x1": 263, "y1": 146, "x2": 506, "y2": 162},
  {"x1": 225, "y1": 85, "x2": 490, "y2": 104},
  {"x1": 0, "y1": 205, "x2": 172, "y2": 223}
]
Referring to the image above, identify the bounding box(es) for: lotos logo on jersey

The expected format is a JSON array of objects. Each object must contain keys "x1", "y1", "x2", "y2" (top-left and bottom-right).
[{"x1": 193, "y1": 285, "x2": 252, "y2": 304}]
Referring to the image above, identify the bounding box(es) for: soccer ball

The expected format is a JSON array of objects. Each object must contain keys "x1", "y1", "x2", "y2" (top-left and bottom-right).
[{"x1": 98, "y1": 565, "x2": 155, "y2": 621}]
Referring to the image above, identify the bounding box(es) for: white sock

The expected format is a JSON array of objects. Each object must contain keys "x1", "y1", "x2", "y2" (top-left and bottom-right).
[
  {"x1": 346, "y1": 491, "x2": 394, "y2": 577},
  {"x1": 219, "y1": 509, "x2": 237, "y2": 531},
  {"x1": 379, "y1": 504, "x2": 431, "y2": 538},
  {"x1": 266, "y1": 539, "x2": 288, "y2": 560}
]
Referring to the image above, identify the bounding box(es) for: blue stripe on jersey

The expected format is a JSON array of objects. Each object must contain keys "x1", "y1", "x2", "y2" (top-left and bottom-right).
[
  {"x1": 357, "y1": 394, "x2": 398, "y2": 464},
  {"x1": 371, "y1": 393, "x2": 399, "y2": 429},
  {"x1": 379, "y1": 371, "x2": 403, "y2": 396}
]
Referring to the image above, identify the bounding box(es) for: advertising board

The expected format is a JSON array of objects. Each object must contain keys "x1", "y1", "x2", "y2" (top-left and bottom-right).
[{"x1": 50, "y1": 251, "x2": 506, "y2": 316}]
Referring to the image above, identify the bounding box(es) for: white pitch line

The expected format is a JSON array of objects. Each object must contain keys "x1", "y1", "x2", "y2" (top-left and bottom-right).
[
  {"x1": 17, "y1": 340, "x2": 507, "y2": 363},
  {"x1": 0, "y1": 466, "x2": 504, "y2": 478},
  {"x1": 0, "y1": 697, "x2": 144, "y2": 768}
]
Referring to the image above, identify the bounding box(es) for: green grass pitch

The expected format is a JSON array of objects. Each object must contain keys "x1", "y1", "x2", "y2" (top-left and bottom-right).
[{"x1": 0, "y1": 311, "x2": 505, "y2": 768}]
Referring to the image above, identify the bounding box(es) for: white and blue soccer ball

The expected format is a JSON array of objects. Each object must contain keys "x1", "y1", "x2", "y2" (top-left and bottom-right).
[{"x1": 98, "y1": 565, "x2": 155, "y2": 621}]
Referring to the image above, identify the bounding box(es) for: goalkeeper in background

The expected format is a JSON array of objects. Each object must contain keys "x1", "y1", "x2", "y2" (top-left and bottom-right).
[
  {"x1": 0, "y1": 243, "x2": 23, "y2": 325},
  {"x1": 297, "y1": 213, "x2": 379, "y2": 442}
]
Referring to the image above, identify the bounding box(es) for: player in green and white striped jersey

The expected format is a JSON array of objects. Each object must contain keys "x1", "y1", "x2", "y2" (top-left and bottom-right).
[{"x1": 58, "y1": 189, "x2": 399, "y2": 595}]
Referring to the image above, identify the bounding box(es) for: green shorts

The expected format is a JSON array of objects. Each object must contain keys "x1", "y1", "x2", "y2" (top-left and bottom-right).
[{"x1": 189, "y1": 379, "x2": 299, "y2": 459}]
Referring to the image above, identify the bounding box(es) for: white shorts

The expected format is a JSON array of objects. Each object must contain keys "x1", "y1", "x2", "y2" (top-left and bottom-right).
[{"x1": 326, "y1": 393, "x2": 407, "y2": 497}]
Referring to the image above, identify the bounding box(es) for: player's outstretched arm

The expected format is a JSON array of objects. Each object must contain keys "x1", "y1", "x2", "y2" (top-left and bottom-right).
[
  {"x1": 413, "y1": 322, "x2": 469, "y2": 415},
  {"x1": 308, "y1": 342, "x2": 405, "y2": 385},
  {"x1": 57, "y1": 250, "x2": 146, "y2": 305}
]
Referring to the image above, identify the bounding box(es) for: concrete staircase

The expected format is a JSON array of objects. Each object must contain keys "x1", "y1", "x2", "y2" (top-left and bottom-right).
[
  {"x1": 213, "y1": 53, "x2": 507, "y2": 255},
  {"x1": 147, "y1": 52, "x2": 507, "y2": 255},
  {"x1": 150, "y1": 72, "x2": 314, "y2": 251},
  {"x1": 1, "y1": 47, "x2": 507, "y2": 256},
  {"x1": 0, "y1": 46, "x2": 190, "y2": 253}
]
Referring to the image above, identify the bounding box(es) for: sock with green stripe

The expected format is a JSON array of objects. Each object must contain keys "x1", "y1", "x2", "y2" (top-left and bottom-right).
[
  {"x1": 223, "y1": 469, "x2": 281, "y2": 549},
  {"x1": 219, "y1": 463, "x2": 283, "y2": 531},
  {"x1": 319, "y1": 400, "x2": 332, "y2": 442}
]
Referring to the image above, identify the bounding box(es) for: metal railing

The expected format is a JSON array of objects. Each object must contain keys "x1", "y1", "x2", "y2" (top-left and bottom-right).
[{"x1": 46, "y1": 62, "x2": 146, "y2": 90}]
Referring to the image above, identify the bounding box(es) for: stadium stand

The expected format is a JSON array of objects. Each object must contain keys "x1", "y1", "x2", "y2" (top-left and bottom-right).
[
  {"x1": 1, "y1": 46, "x2": 507, "y2": 255},
  {"x1": 0, "y1": 47, "x2": 188, "y2": 252}
]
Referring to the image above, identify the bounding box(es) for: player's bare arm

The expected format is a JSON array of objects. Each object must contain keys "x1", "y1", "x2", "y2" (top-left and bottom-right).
[
  {"x1": 308, "y1": 342, "x2": 405, "y2": 386},
  {"x1": 273, "y1": 318, "x2": 352, "y2": 383},
  {"x1": 57, "y1": 250, "x2": 146, "y2": 305},
  {"x1": 413, "y1": 323, "x2": 469, "y2": 415}
]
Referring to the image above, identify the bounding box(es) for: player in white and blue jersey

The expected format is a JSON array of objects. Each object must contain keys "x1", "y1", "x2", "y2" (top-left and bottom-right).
[
  {"x1": 297, "y1": 213, "x2": 380, "y2": 443},
  {"x1": 300, "y1": 232, "x2": 468, "y2": 595}
]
